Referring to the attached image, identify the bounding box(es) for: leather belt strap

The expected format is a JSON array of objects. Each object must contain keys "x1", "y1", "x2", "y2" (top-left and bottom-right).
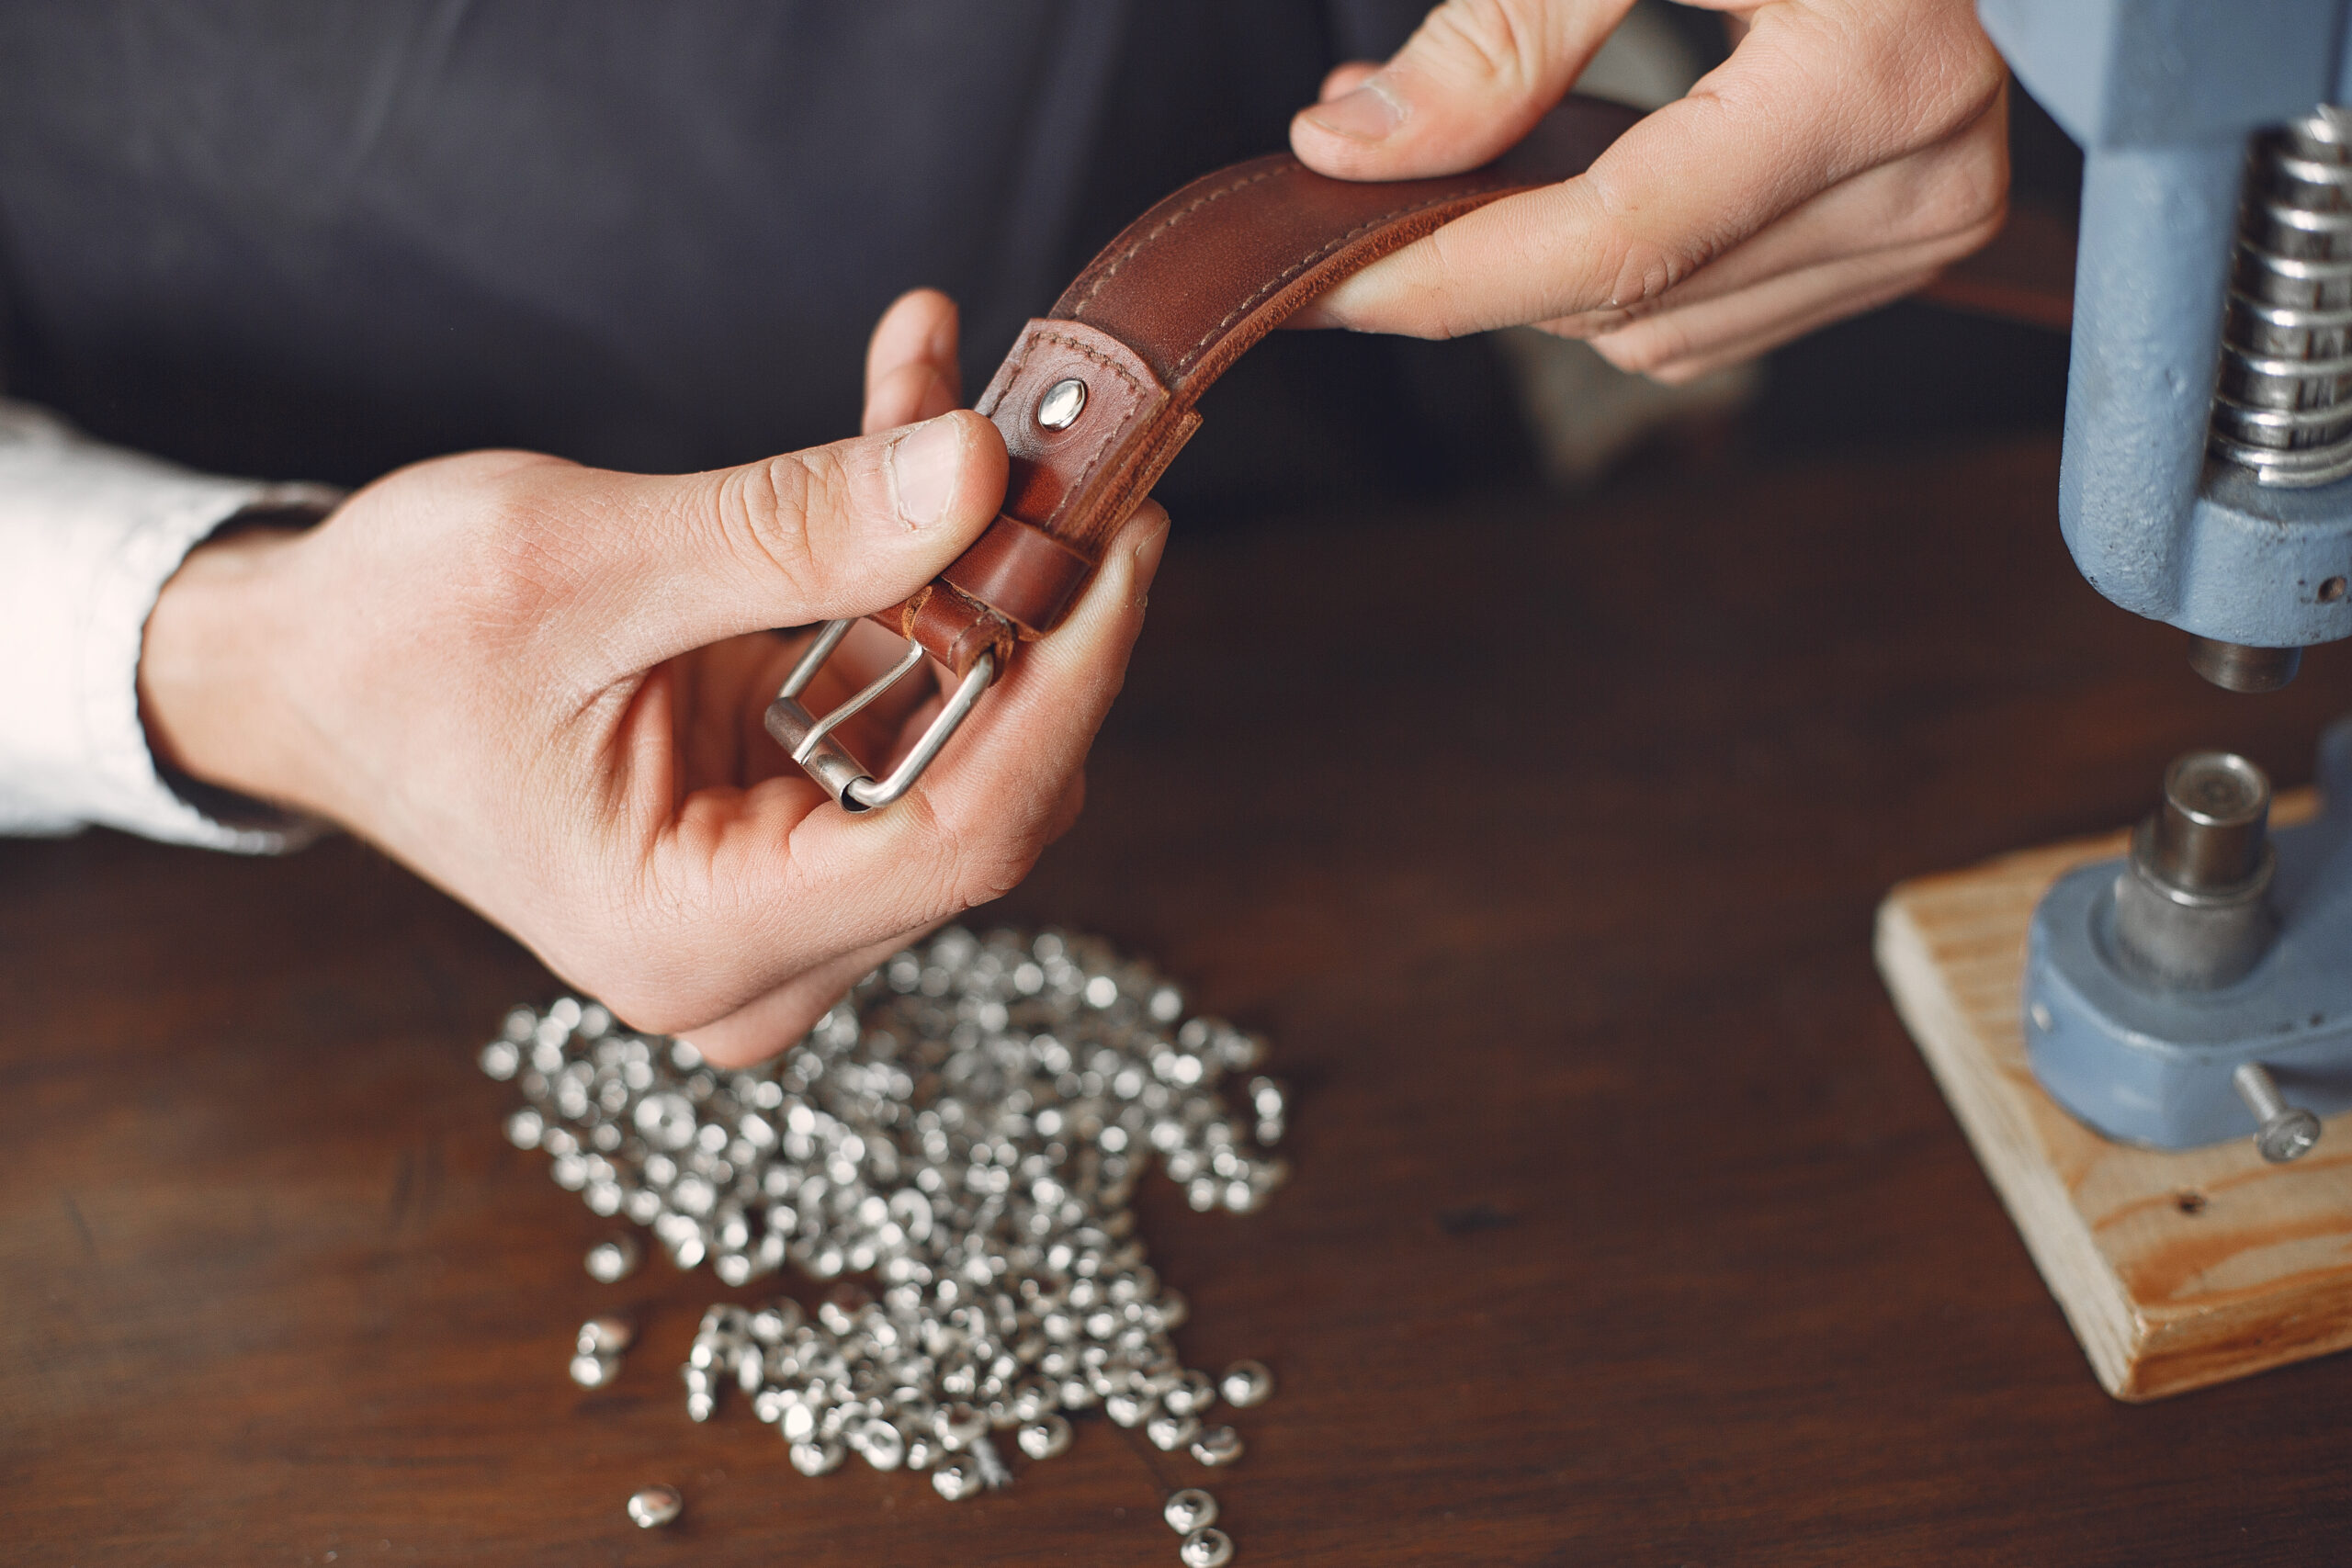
[{"x1": 876, "y1": 94, "x2": 1645, "y2": 675}]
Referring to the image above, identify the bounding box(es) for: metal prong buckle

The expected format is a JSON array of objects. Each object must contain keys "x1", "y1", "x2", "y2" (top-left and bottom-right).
[{"x1": 763, "y1": 619, "x2": 995, "y2": 811}]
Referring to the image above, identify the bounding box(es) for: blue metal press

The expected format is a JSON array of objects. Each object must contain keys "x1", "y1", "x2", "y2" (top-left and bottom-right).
[{"x1": 1984, "y1": 0, "x2": 2352, "y2": 1158}]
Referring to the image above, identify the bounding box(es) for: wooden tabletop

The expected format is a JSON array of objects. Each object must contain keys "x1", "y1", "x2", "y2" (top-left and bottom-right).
[{"x1": 9, "y1": 434, "x2": 2351, "y2": 1565}]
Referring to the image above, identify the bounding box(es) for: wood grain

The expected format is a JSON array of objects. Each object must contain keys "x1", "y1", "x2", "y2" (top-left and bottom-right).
[
  {"x1": 1874, "y1": 792, "x2": 2352, "y2": 1401},
  {"x1": 8, "y1": 435, "x2": 2352, "y2": 1564}
]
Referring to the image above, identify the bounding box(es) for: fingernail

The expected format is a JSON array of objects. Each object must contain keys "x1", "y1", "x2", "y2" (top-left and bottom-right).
[
  {"x1": 888, "y1": 414, "x2": 964, "y2": 527},
  {"x1": 1303, "y1": 77, "x2": 1404, "y2": 142}
]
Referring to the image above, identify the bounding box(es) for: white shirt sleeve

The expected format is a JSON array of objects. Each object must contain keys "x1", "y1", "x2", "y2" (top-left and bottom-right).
[{"x1": 0, "y1": 399, "x2": 340, "y2": 852}]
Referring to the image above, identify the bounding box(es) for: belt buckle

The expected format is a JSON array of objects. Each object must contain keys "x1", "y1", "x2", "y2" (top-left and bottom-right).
[{"x1": 762, "y1": 619, "x2": 995, "y2": 811}]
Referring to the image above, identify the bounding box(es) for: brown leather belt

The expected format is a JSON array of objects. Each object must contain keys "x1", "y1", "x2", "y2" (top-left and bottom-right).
[{"x1": 769, "y1": 95, "x2": 1642, "y2": 809}]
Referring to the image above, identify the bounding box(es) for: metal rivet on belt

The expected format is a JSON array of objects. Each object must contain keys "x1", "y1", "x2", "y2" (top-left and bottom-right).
[
  {"x1": 1035, "y1": 378, "x2": 1088, "y2": 431},
  {"x1": 491, "y1": 928, "x2": 1283, "y2": 1551}
]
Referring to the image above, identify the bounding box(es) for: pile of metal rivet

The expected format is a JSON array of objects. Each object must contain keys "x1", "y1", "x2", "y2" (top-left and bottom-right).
[{"x1": 482, "y1": 927, "x2": 1286, "y2": 1565}]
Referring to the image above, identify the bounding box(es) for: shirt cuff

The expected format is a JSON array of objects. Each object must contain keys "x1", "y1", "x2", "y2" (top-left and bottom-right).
[{"x1": 0, "y1": 400, "x2": 340, "y2": 852}]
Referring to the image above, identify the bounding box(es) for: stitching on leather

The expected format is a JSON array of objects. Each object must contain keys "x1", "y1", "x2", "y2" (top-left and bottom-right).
[
  {"x1": 1023, "y1": 326, "x2": 1151, "y2": 538},
  {"x1": 1170, "y1": 179, "x2": 1512, "y2": 375},
  {"x1": 981, "y1": 323, "x2": 1143, "y2": 417},
  {"x1": 933, "y1": 582, "x2": 1017, "y2": 662},
  {"x1": 1069, "y1": 158, "x2": 1514, "y2": 366},
  {"x1": 1070, "y1": 164, "x2": 1291, "y2": 314},
  {"x1": 1032, "y1": 327, "x2": 1146, "y2": 394},
  {"x1": 977, "y1": 342, "x2": 1029, "y2": 419}
]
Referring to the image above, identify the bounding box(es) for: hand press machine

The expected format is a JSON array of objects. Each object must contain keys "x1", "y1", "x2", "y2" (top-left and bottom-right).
[{"x1": 1880, "y1": 0, "x2": 2352, "y2": 1398}]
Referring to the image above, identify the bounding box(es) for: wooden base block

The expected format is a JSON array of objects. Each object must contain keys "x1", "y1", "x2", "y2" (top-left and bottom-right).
[{"x1": 1874, "y1": 794, "x2": 2352, "y2": 1401}]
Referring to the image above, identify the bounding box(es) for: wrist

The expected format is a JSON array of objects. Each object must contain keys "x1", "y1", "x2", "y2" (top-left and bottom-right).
[{"x1": 140, "y1": 522, "x2": 318, "y2": 816}]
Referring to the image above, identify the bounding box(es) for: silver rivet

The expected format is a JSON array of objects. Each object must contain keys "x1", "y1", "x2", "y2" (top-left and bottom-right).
[
  {"x1": 1190, "y1": 1425, "x2": 1244, "y2": 1467},
  {"x1": 1147, "y1": 1410, "x2": 1202, "y2": 1451},
  {"x1": 1016, "y1": 1413, "x2": 1071, "y2": 1460},
  {"x1": 1180, "y1": 1526, "x2": 1235, "y2": 1568},
  {"x1": 1036, "y1": 378, "x2": 1088, "y2": 430},
  {"x1": 749, "y1": 1301, "x2": 803, "y2": 1343},
  {"x1": 503, "y1": 1107, "x2": 544, "y2": 1149},
  {"x1": 1008, "y1": 1376, "x2": 1054, "y2": 1424},
  {"x1": 626, "y1": 1485, "x2": 682, "y2": 1529},
  {"x1": 936, "y1": 1401, "x2": 988, "y2": 1449},
  {"x1": 577, "y1": 1314, "x2": 635, "y2": 1356},
  {"x1": 790, "y1": 1438, "x2": 846, "y2": 1476},
  {"x1": 856, "y1": 1416, "x2": 908, "y2": 1471},
  {"x1": 1159, "y1": 1369, "x2": 1216, "y2": 1417},
  {"x1": 1164, "y1": 1489, "x2": 1218, "y2": 1533},
  {"x1": 584, "y1": 1234, "x2": 641, "y2": 1282},
  {"x1": 492, "y1": 926, "x2": 1300, "y2": 1537},
  {"x1": 1217, "y1": 1359, "x2": 1272, "y2": 1408},
  {"x1": 569, "y1": 1352, "x2": 619, "y2": 1389}
]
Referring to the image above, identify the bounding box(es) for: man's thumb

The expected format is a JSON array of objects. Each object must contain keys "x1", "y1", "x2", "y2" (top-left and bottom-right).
[
  {"x1": 1291, "y1": 0, "x2": 1636, "y2": 179},
  {"x1": 607, "y1": 410, "x2": 1005, "y2": 662}
]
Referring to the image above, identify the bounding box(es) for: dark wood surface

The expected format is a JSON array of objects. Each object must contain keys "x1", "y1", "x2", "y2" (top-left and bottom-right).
[{"x1": 9, "y1": 434, "x2": 2352, "y2": 1565}]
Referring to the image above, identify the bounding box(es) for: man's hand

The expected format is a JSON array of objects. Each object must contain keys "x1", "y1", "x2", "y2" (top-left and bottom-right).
[
  {"x1": 140, "y1": 289, "x2": 1168, "y2": 1065},
  {"x1": 1289, "y1": 0, "x2": 2008, "y2": 382}
]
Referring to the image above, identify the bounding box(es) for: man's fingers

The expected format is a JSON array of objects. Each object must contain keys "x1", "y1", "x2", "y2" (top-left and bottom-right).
[
  {"x1": 612, "y1": 504, "x2": 1168, "y2": 1032},
  {"x1": 553, "y1": 285, "x2": 989, "y2": 674},
  {"x1": 864, "y1": 364, "x2": 961, "y2": 437},
  {"x1": 567, "y1": 411, "x2": 1006, "y2": 671},
  {"x1": 1578, "y1": 243, "x2": 1951, "y2": 383},
  {"x1": 1531, "y1": 107, "x2": 2009, "y2": 341},
  {"x1": 636, "y1": 719, "x2": 1091, "y2": 1061},
  {"x1": 864, "y1": 288, "x2": 964, "y2": 435},
  {"x1": 694, "y1": 503, "x2": 1170, "y2": 986},
  {"x1": 1300, "y1": 0, "x2": 2007, "y2": 339},
  {"x1": 1292, "y1": 0, "x2": 1636, "y2": 179}
]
